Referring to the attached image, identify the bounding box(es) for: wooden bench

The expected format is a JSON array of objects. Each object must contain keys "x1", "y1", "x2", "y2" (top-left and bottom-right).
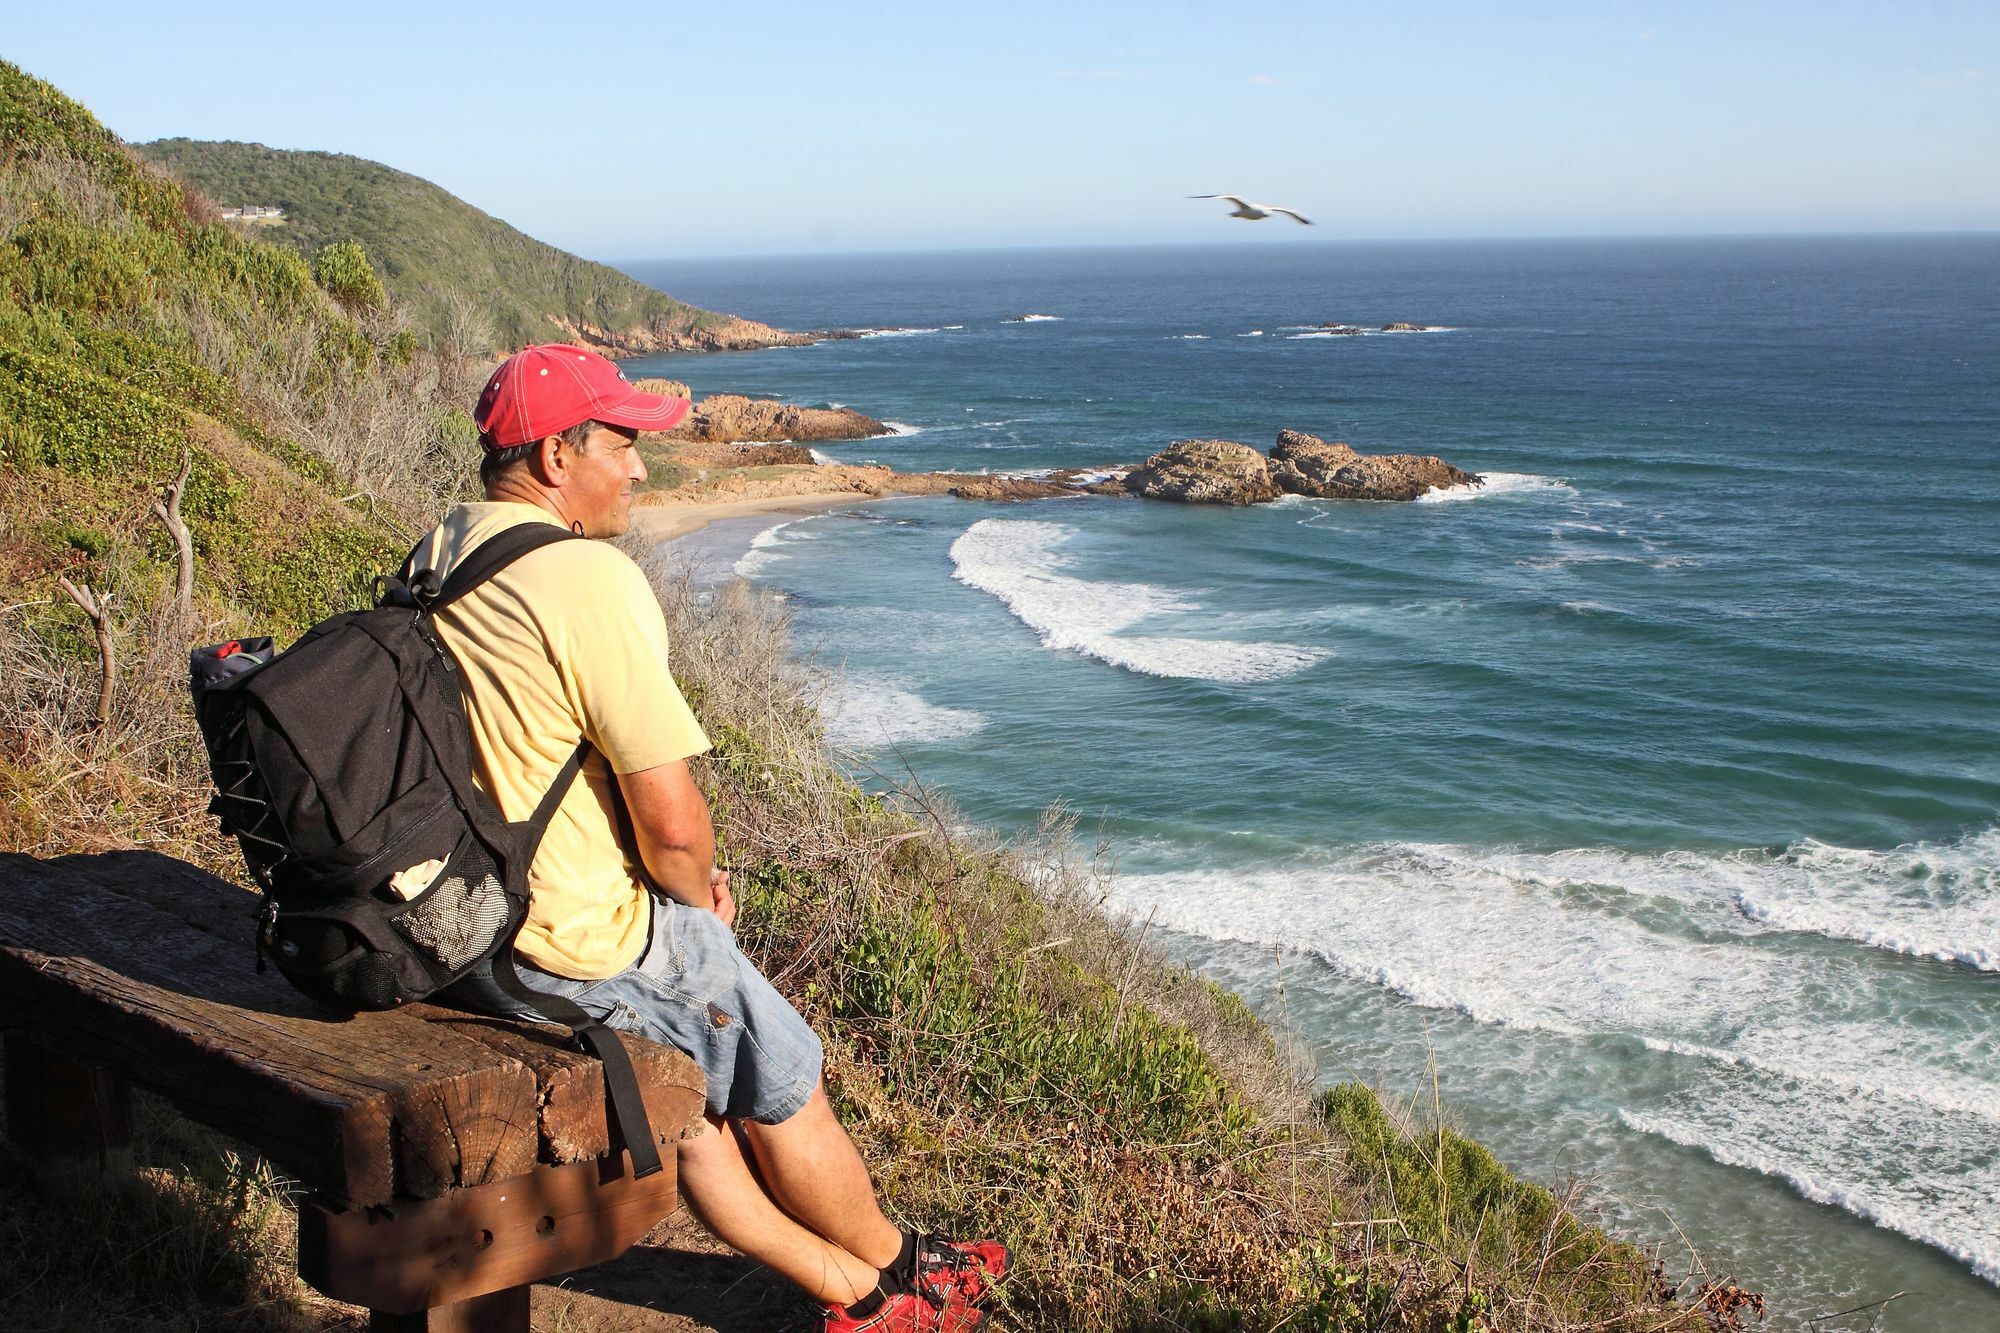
[{"x1": 0, "y1": 850, "x2": 708, "y2": 1332}]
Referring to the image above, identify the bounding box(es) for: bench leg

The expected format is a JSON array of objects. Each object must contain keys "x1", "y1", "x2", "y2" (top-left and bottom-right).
[
  {"x1": 2, "y1": 1032, "x2": 132, "y2": 1184},
  {"x1": 368, "y1": 1285, "x2": 529, "y2": 1332},
  {"x1": 301, "y1": 1150, "x2": 677, "y2": 1315}
]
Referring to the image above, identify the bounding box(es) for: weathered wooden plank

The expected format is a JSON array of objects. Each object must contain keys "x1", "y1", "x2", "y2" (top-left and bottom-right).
[
  {"x1": 0, "y1": 945, "x2": 539, "y2": 1205},
  {"x1": 420, "y1": 1012, "x2": 707, "y2": 1163},
  {"x1": 299, "y1": 1151, "x2": 678, "y2": 1314},
  {"x1": 0, "y1": 852, "x2": 541, "y2": 1204}
]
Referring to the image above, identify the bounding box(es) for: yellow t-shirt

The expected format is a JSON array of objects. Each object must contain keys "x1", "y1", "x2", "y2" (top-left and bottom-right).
[{"x1": 407, "y1": 502, "x2": 711, "y2": 979}]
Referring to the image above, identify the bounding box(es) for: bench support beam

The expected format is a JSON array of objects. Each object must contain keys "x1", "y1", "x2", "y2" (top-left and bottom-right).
[
  {"x1": 300, "y1": 1150, "x2": 676, "y2": 1319},
  {"x1": 3, "y1": 1033, "x2": 132, "y2": 1184},
  {"x1": 368, "y1": 1285, "x2": 530, "y2": 1332}
]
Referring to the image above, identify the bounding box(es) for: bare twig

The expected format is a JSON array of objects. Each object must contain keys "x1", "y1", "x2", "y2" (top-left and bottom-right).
[
  {"x1": 149, "y1": 451, "x2": 195, "y2": 622},
  {"x1": 55, "y1": 575, "x2": 116, "y2": 729}
]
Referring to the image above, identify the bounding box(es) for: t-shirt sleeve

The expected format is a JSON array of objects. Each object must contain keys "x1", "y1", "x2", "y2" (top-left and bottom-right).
[{"x1": 544, "y1": 548, "x2": 711, "y2": 773}]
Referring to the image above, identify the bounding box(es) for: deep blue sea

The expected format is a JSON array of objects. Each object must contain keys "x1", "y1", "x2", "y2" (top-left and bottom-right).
[{"x1": 623, "y1": 237, "x2": 2000, "y2": 1331}]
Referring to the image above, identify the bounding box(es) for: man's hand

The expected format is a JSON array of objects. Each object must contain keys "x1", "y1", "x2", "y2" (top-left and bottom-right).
[{"x1": 709, "y1": 868, "x2": 737, "y2": 929}]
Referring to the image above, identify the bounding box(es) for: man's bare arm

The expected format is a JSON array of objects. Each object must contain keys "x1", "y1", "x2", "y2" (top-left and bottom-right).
[{"x1": 617, "y1": 759, "x2": 719, "y2": 912}]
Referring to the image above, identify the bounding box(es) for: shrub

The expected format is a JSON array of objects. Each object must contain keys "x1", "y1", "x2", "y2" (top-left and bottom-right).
[{"x1": 311, "y1": 240, "x2": 384, "y2": 312}]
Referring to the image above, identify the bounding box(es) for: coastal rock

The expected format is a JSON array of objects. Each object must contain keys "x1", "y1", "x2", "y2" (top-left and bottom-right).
[
  {"x1": 1315, "y1": 323, "x2": 1365, "y2": 335},
  {"x1": 1380, "y1": 321, "x2": 1429, "y2": 332},
  {"x1": 668, "y1": 439, "x2": 817, "y2": 468},
  {"x1": 943, "y1": 476, "x2": 1080, "y2": 502},
  {"x1": 1268, "y1": 430, "x2": 1479, "y2": 501},
  {"x1": 631, "y1": 377, "x2": 691, "y2": 401},
  {"x1": 549, "y1": 314, "x2": 814, "y2": 356},
  {"x1": 1268, "y1": 430, "x2": 1361, "y2": 494},
  {"x1": 1123, "y1": 439, "x2": 1281, "y2": 506},
  {"x1": 663, "y1": 395, "x2": 888, "y2": 445}
]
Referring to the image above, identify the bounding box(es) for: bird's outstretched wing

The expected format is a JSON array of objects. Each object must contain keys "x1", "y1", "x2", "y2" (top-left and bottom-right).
[
  {"x1": 1272, "y1": 207, "x2": 1314, "y2": 225},
  {"x1": 1188, "y1": 194, "x2": 1251, "y2": 208}
]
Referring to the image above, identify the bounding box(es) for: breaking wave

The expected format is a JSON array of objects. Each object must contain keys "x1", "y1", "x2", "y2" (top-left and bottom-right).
[
  {"x1": 1415, "y1": 472, "x2": 1573, "y2": 503},
  {"x1": 948, "y1": 519, "x2": 1326, "y2": 682},
  {"x1": 824, "y1": 671, "x2": 987, "y2": 751}
]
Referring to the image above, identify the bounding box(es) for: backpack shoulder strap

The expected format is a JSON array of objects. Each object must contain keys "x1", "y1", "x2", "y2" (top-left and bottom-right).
[{"x1": 427, "y1": 522, "x2": 581, "y2": 614}]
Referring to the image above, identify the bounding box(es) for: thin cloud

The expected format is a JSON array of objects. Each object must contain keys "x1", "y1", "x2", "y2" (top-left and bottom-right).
[
  {"x1": 1248, "y1": 73, "x2": 1279, "y2": 86},
  {"x1": 1056, "y1": 68, "x2": 1131, "y2": 80},
  {"x1": 1920, "y1": 68, "x2": 1979, "y2": 89}
]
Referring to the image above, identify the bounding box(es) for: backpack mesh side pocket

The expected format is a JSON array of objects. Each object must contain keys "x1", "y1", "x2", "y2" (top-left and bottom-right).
[{"x1": 393, "y1": 836, "x2": 511, "y2": 973}]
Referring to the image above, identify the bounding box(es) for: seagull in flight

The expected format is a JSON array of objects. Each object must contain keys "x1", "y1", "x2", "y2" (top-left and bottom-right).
[{"x1": 1189, "y1": 194, "x2": 1313, "y2": 225}]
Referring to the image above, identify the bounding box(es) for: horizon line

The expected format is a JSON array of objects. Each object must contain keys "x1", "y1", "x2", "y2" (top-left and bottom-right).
[{"x1": 605, "y1": 227, "x2": 2000, "y2": 268}]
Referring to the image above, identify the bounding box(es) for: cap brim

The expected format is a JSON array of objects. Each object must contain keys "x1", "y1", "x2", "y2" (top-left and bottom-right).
[{"x1": 596, "y1": 386, "x2": 693, "y2": 434}]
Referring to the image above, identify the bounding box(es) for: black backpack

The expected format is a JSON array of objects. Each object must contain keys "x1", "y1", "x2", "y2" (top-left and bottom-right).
[{"x1": 189, "y1": 523, "x2": 661, "y2": 1178}]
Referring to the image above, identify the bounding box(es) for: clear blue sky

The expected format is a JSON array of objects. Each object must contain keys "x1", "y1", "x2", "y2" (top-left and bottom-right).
[{"x1": 7, "y1": 1, "x2": 1996, "y2": 260}]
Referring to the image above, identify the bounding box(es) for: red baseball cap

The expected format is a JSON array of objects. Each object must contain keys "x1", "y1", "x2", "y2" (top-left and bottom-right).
[{"x1": 473, "y1": 344, "x2": 691, "y2": 449}]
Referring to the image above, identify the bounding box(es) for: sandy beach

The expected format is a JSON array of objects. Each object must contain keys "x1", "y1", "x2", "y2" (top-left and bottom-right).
[{"x1": 629, "y1": 491, "x2": 875, "y2": 542}]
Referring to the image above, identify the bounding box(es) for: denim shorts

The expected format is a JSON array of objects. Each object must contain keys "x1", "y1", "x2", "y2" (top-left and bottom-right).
[{"x1": 448, "y1": 898, "x2": 823, "y2": 1125}]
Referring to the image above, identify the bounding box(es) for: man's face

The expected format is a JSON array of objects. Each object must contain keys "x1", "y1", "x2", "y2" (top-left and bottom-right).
[{"x1": 565, "y1": 424, "x2": 647, "y2": 537}]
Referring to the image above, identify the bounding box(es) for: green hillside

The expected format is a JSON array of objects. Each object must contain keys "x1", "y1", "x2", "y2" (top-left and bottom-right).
[{"x1": 134, "y1": 138, "x2": 797, "y2": 354}]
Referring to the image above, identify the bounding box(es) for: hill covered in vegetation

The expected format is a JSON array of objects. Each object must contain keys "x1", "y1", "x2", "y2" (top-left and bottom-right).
[
  {"x1": 1, "y1": 60, "x2": 1723, "y2": 1333},
  {"x1": 134, "y1": 137, "x2": 805, "y2": 356}
]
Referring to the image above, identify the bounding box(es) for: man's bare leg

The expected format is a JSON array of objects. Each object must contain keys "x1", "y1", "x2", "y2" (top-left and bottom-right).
[
  {"x1": 741, "y1": 1081, "x2": 904, "y2": 1270},
  {"x1": 676, "y1": 1115, "x2": 881, "y2": 1305}
]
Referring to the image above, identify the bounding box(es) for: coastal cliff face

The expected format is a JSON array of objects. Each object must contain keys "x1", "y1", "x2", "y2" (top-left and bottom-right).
[
  {"x1": 1127, "y1": 430, "x2": 1480, "y2": 504},
  {"x1": 1123, "y1": 439, "x2": 1283, "y2": 505}
]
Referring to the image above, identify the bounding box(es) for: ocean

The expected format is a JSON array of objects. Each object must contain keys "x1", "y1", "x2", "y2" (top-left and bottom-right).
[{"x1": 622, "y1": 236, "x2": 2000, "y2": 1330}]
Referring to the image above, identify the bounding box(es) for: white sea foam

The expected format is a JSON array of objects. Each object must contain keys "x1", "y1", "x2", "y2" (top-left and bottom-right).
[
  {"x1": 948, "y1": 519, "x2": 1326, "y2": 682},
  {"x1": 1010, "y1": 313, "x2": 1062, "y2": 322},
  {"x1": 1414, "y1": 472, "x2": 1573, "y2": 503},
  {"x1": 809, "y1": 448, "x2": 837, "y2": 465},
  {"x1": 732, "y1": 518, "x2": 803, "y2": 578},
  {"x1": 1730, "y1": 830, "x2": 2000, "y2": 971},
  {"x1": 943, "y1": 324, "x2": 965, "y2": 330},
  {"x1": 1622, "y1": 1106, "x2": 2000, "y2": 1285},
  {"x1": 1174, "y1": 334, "x2": 1210, "y2": 340},
  {"x1": 856, "y1": 326, "x2": 941, "y2": 338},
  {"x1": 884, "y1": 421, "x2": 924, "y2": 436},
  {"x1": 1110, "y1": 830, "x2": 2000, "y2": 1286},
  {"x1": 823, "y1": 671, "x2": 987, "y2": 751},
  {"x1": 1108, "y1": 835, "x2": 2000, "y2": 1110},
  {"x1": 1237, "y1": 330, "x2": 1266, "y2": 337}
]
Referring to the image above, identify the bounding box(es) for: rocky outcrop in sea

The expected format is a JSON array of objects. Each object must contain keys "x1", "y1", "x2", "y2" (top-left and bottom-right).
[
  {"x1": 651, "y1": 393, "x2": 889, "y2": 445},
  {"x1": 1122, "y1": 439, "x2": 1283, "y2": 506},
  {"x1": 1124, "y1": 430, "x2": 1479, "y2": 504}
]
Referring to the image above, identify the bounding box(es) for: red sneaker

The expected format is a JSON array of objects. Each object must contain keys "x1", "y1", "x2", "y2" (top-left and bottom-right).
[
  {"x1": 914, "y1": 1235, "x2": 1012, "y2": 1308},
  {"x1": 821, "y1": 1289, "x2": 982, "y2": 1332}
]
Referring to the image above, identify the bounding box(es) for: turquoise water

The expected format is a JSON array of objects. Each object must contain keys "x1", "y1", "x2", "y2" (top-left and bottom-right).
[{"x1": 625, "y1": 237, "x2": 2000, "y2": 1329}]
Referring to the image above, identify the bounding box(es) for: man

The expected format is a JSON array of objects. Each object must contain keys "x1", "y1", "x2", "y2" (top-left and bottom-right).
[{"x1": 413, "y1": 344, "x2": 1006, "y2": 1331}]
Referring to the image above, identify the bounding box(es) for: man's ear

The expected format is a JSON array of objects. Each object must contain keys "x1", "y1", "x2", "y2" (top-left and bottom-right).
[{"x1": 532, "y1": 433, "x2": 567, "y2": 485}]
